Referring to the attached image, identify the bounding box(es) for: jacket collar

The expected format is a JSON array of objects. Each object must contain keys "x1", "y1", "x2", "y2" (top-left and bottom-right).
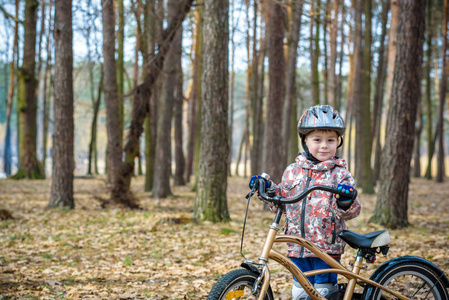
[{"x1": 295, "y1": 153, "x2": 347, "y2": 171}]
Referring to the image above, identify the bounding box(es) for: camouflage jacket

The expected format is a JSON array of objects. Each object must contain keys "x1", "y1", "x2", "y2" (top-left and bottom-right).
[{"x1": 271, "y1": 154, "x2": 361, "y2": 258}]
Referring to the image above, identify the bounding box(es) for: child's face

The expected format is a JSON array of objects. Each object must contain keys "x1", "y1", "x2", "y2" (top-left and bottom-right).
[{"x1": 305, "y1": 130, "x2": 339, "y2": 161}]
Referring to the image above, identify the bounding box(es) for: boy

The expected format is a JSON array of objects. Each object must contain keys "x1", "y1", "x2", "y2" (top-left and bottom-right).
[{"x1": 254, "y1": 105, "x2": 361, "y2": 299}]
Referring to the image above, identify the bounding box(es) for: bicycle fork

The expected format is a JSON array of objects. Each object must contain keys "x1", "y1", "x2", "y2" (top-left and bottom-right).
[{"x1": 249, "y1": 205, "x2": 282, "y2": 300}]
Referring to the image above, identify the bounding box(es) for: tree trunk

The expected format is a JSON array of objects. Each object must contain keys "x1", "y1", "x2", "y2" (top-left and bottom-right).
[
  {"x1": 310, "y1": 0, "x2": 320, "y2": 105},
  {"x1": 327, "y1": 0, "x2": 339, "y2": 108},
  {"x1": 193, "y1": 0, "x2": 230, "y2": 222},
  {"x1": 360, "y1": 0, "x2": 374, "y2": 194},
  {"x1": 49, "y1": 0, "x2": 74, "y2": 208},
  {"x1": 353, "y1": 0, "x2": 363, "y2": 183},
  {"x1": 173, "y1": 28, "x2": 186, "y2": 186},
  {"x1": 153, "y1": 0, "x2": 180, "y2": 198},
  {"x1": 229, "y1": 0, "x2": 236, "y2": 176},
  {"x1": 373, "y1": 0, "x2": 390, "y2": 183},
  {"x1": 235, "y1": 129, "x2": 247, "y2": 176},
  {"x1": 263, "y1": 0, "x2": 285, "y2": 182},
  {"x1": 414, "y1": 102, "x2": 423, "y2": 177},
  {"x1": 3, "y1": 0, "x2": 19, "y2": 175},
  {"x1": 42, "y1": 62, "x2": 52, "y2": 176},
  {"x1": 117, "y1": 0, "x2": 125, "y2": 139},
  {"x1": 250, "y1": 3, "x2": 265, "y2": 175},
  {"x1": 173, "y1": 27, "x2": 185, "y2": 186},
  {"x1": 335, "y1": 4, "x2": 345, "y2": 112},
  {"x1": 88, "y1": 67, "x2": 103, "y2": 176},
  {"x1": 424, "y1": 0, "x2": 434, "y2": 180},
  {"x1": 436, "y1": 0, "x2": 448, "y2": 183},
  {"x1": 185, "y1": 5, "x2": 203, "y2": 185},
  {"x1": 370, "y1": 0, "x2": 425, "y2": 229},
  {"x1": 283, "y1": 0, "x2": 304, "y2": 165},
  {"x1": 14, "y1": 0, "x2": 44, "y2": 179},
  {"x1": 384, "y1": 0, "x2": 399, "y2": 111},
  {"x1": 142, "y1": 0, "x2": 156, "y2": 191},
  {"x1": 102, "y1": 0, "x2": 122, "y2": 186},
  {"x1": 111, "y1": 0, "x2": 194, "y2": 206}
]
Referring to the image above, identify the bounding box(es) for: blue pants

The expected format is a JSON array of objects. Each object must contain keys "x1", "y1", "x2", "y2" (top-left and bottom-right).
[{"x1": 291, "y1": 257, "x2": 339, "y2": 285}]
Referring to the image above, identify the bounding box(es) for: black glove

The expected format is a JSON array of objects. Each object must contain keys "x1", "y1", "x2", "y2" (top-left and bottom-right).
[{"x1": 335, "y1": 184, "x2": 356, "y2": 210}]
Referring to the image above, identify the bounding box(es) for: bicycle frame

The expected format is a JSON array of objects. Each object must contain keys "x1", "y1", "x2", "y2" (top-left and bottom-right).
[{"x1": 252, "y1": 209, "x2": 409, "y2": 300}]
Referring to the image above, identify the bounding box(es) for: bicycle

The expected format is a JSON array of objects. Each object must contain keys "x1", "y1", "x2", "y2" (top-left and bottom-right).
[{"x1": 207, "y1": 176, "x2": 449, "y2": 300}]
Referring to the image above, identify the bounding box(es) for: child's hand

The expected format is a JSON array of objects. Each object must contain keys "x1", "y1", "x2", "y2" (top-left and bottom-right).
[
  {"x1": 249, "y1": 175, "x2": 271, "y2": 189},
  {"x1": 249, "y1": 175, "x2": 261, "y2": 189},
  {"x1": 335, "y1": 184, "x2": 356, "y2": 210}
]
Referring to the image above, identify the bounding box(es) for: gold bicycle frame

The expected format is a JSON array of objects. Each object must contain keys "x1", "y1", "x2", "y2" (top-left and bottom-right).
[{"x1": 254, "y1": 225, "x2": 409, "y2": 300}]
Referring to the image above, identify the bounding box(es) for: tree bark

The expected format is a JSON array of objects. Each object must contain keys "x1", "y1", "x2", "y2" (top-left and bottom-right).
[
  {"x1": 413, "y1": 102, "x2": 423, "y2": 177},
  {"x1": 141, "y1": 0, "x2": 156, "y2": 191},
  {"x1": 3, "y1": 0, "x2": 19, "y2": 175},
  {"x1": 14, "y1": 0, "x2": 44, "y2": 179},
  {"x1": 371, "y1": 0, "x2": 425, "y2": 229},
  {"x1": 194, "y1": 0, "x2": 230, "y2": 222},
  {"x1": 310, "y1": 0, "x2": 320, "y2": 105},
  {"x1": 102, "y1": 0, "x2": 122, "y2": 186},
  {"x1": 353, "y1": 0, "x2": 363, "y2": 183},
  {"x1": 111, "y1": 0, "x2": 194, "y2": 206},
  {"x1": 88, "y1": 67, "x2": 103, "y2": 176},
  {"x1": 250, "y1": 2, "x2": 265, "y2": 175},
  {"x1": 436, "y1": 0, "x2": 448, "y2": 182},
  {"x1": 173, "y1": 25, "x2": 185, "y2": 186},
  {"x1": 373, "y1": 0, "x2": 390, "y2": 182},
  {"x1": 49, "y1": 0, "x2": 74, "y2": 208},
  {"x1": 185, "y1": 4, "x2": 203, "y2": 184},
  {"x1": 327, "y1": 0, "x2": 339, "y2": 108},
  {"x1": 424, "y1": 0, "x2": 435, "y2": 180},
  {"x1": 384, "y1": 0, "x2": 399, "y2": 111},
  {"x1": 283, "y1": 0, "x2": 304, "y2": 165},
  {"x1": 117, "y1": 0, "x2": 125, "y2": 139},
  {"x1": 229, "y1": 0, "x2": 236, "y2": 176},
  {"x1": 360, "y1": 0, "x2": 374, "y2": 194},
  {"x1": 263, "y1": 0, "x2": 286, "y2": 182},
  {"x1": 153, "y1": 0, "x2": 180, "y2": 198}
]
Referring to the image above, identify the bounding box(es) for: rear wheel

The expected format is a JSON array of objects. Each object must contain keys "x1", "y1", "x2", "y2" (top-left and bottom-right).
[
  {"x1": 362, "y1": 261, "x2": 449, "y2": 300},
  {"x1": 207, "y1": 269, "x2": 274, "y2": 300}
]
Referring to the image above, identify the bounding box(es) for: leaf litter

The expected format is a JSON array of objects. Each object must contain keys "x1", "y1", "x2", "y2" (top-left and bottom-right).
[{"x1": 0, "y1": 176, "x2": 448, "y2": 299}]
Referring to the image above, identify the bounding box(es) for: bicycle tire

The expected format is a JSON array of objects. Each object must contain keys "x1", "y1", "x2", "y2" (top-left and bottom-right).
[
  {"x1": 362, "y1": 261, "x2": 449, "y2": 300},
  {"x1": 207, "y1": 269, "x2": 274, "y2": 300}
]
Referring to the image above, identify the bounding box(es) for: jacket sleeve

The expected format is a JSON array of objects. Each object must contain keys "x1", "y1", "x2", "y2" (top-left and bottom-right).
[{"x1": 332, "y1": 170, "x2": 361, "y2": 220}]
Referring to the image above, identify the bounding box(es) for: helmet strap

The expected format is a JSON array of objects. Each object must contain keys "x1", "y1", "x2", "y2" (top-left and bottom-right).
[
  {"x1": 301, "y1": 138, "x2": 321, "y2": 164},
  {"x1": 337, "y1": 136, "x2": 344, "y2": 149}
]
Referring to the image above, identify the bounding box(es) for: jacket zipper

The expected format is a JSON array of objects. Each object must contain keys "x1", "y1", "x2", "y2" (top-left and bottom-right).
[
  {"x1": 331, "y1": 211, "x2": 336, "y2": 244},
  {"x1": 300, "y1": 169, "x2": 313, "y2": 257}
]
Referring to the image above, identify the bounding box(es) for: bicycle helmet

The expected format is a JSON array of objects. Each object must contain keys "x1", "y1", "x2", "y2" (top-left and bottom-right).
[
  {"x1": 298, "y1": 105, "x2": 345, "y2": 162},
  {"x1": 297, "y1": 105, "x2": 345, "y2": 137}
]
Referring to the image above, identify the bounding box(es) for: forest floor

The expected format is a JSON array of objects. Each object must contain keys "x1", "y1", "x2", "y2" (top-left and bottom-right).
[{"x1": 0, "y1": 176, "x2": 448, "y2": 299}]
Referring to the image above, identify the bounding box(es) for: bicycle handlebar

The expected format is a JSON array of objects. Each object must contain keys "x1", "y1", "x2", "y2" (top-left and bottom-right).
[{"x1": 255, "y1": 178, "x2": 357, "y2": 205}]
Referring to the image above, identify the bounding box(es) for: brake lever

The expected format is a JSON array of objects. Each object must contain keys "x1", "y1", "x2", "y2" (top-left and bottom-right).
[{"x1": 246, "y1": 187, "x2": 257, "y2": 199}]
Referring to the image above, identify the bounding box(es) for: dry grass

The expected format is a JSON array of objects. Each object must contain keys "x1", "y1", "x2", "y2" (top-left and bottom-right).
[{"x1": 0, "y1": 176, "x2": 448, "y2": 299}]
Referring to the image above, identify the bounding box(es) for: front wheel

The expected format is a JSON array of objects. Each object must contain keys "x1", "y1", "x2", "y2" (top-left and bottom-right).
[
  {"x1": 207, "y1": 269, "x2": 274, "y2": 300},
  {"x1": 362, "y1": 261, "x2": 449, "y2": 300}
]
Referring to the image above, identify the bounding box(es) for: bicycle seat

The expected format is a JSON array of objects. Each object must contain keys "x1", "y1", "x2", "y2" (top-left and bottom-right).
[{"x1": 338, "y1": 230, "x2": 390, "y2": 249}]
